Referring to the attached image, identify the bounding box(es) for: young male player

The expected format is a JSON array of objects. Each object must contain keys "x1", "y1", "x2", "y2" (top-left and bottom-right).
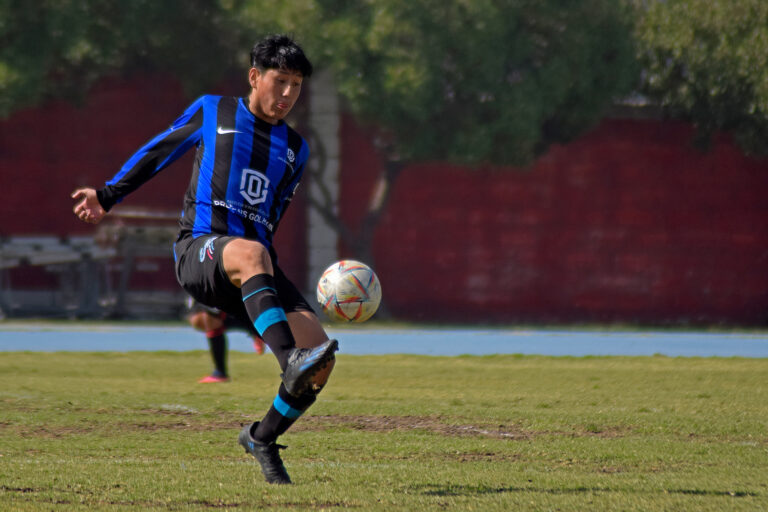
[
  {"x1": 187, "y1": 298, "x2": 266, "y2": 383},
  {"x1": 72, "y1": 34, "x2": 337, "y2": 484}
]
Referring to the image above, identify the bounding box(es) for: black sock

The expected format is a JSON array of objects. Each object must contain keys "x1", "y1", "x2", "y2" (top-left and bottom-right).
[
  {"x1": 253, "y1": 383, "x2": 317, "y2": 443},
  {"x1": 241, "y1": 274, "x2": 295, "y2": 370},
  {"x1": 206, "y1": 328, "x2": 227, "y2": 376}
]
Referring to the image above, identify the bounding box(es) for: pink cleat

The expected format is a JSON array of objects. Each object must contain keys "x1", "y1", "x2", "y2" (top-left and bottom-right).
[{"x1": 198, "y1": 374, "x2": 230, "y2": 383}]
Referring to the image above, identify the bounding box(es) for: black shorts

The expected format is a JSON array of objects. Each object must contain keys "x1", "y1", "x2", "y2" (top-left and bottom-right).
[{"x1": 174, "y1": 234, "x2": 313, "y2": 326}]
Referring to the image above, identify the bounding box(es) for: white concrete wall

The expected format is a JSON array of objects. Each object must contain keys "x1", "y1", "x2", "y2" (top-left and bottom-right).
[{"x1": 306, "y1": 69, "x2": 340, "y2": 293}]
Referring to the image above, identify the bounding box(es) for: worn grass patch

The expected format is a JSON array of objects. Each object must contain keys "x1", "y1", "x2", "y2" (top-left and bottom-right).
[{"x1": 0, "y1": 350, "x2": 767, "y2": 511}]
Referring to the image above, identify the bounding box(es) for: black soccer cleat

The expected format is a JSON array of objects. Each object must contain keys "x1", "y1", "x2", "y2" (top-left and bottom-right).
[
  {"x1": 238, "y1": 423, "x2": 292, "y2": 484},
  {"x1": 281, "y1": 339, "x2": 338, "y2": 396}
]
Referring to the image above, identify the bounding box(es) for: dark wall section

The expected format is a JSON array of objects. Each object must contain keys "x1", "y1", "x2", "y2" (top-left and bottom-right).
[{"x1": 341, "y1": 116, "x2": 768, "y2": 326}]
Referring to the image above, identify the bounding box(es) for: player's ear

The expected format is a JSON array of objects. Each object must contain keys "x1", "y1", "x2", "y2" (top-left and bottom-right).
[{"x1": 248, "y1": 67, "x2": 261, "y2": 89}]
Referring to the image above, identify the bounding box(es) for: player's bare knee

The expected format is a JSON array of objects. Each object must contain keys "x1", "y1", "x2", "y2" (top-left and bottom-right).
[
  {"x1": 243, "y1": 244, "x2": 271, "y2": 271},
  {"x1": 189, "y1": 311, "x2": 224, "y2": 332},
  {"x1": 223, "y1": 239, "x2": 273, "y2": 285},
  {"x1": 188, "y1": 311, "x2": 207, "y2": 331}
]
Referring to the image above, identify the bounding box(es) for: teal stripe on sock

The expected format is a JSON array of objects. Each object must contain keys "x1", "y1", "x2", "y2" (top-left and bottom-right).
[
  {"x1": 242, "y1": 286, "x2": 276, "y2": 302},
  {"x1": 254, "y1": 307, "x2": 287, "y2": 335},
  {"x1": 273, "y1": 394, "x2": 303, "y2": 419}
]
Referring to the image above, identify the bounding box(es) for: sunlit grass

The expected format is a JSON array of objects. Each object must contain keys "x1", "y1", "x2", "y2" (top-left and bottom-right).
[{"x1": 1, "y1": 350, "x2": 766, "y2": 511}]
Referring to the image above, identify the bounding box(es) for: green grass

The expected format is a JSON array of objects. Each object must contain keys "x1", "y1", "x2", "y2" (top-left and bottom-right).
[{"x1": 1, "y1": 351, "x2": 767, "y2": 511}]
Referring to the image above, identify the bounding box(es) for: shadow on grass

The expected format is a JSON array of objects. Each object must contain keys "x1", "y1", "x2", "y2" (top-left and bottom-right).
[
  {"x1": 414, "y1": 484, "x2": 757, "y2": 498},
  {"x1": 666, "y1": 488, "x2": 756, "y2": 498},
  {"x1": 415, "y1": 484, "x2": 608, "y2": 496}
]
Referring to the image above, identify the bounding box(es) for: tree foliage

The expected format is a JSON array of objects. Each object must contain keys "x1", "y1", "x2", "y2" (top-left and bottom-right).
[
  {"x1": 635, "y1": 0, "x2": 768, "y2": 154},
  {"x1": 0, "y1": 0, "x2": 241, "y2": 116},
  {"x1": 3, "y1": 1, "x2": 767, "y2": 159},
  {"x1": 313, "y1": 0, "x2": 638, "y2": 166},
  {"x1": 1, "y1": 0, "x2": 638, "y2": 167}
]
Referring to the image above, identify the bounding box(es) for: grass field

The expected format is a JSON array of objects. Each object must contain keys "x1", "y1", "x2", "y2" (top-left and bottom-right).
[{"x1": 1, "y1": 349, "x2": 766, "y2": 511}]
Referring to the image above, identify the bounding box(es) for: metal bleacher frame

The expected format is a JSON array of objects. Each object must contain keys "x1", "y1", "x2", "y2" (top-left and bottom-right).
[
  {"x1": 0, "y1": 235, "x2": 115, "y2": 318},
  {"x1": 0, "y1": 208, "x2": 186, "y2": 319}
]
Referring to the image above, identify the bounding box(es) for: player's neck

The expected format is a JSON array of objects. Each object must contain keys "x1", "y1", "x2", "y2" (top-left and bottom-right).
[{"x1": 247, "y1": 91, "x2": 280, "y2": 125}]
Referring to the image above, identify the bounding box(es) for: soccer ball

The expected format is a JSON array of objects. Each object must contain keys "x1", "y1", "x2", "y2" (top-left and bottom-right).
[{"x1": 316, "y1": 260, "x2": 382, "y2": 322}]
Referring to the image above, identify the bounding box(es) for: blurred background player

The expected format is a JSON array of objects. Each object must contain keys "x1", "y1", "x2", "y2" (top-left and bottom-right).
[{"x1": 187, "y1": 298, "x2": 266, "y2": 383}]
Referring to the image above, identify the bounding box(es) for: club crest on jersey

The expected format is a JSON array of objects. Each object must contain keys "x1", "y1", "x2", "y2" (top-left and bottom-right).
[
  {"x1": 287, "y1": 148, "x2": 295, "y2": 163},
  {"x1": 199, "y1": 236, "x2": 218, "y2": 262},
  {"x1": 240, "y1": 168, "x2": 270, "y2": 205}
]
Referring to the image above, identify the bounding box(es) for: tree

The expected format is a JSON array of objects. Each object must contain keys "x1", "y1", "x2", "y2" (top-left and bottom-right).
[
  {"x1": 0, "y1": 0, "x2": 242, "y2": 116},
  {"x1": 305, "y1": 0, "x2": 638, "y2": 263},
  {"x1": 634, "y1": 0, "x2": 768, "y2": 154}
]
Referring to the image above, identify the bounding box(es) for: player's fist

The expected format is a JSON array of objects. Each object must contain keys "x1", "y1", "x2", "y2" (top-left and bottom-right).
[{"x1": 71, "y1": 188, "x2": 106, "y2": 224}]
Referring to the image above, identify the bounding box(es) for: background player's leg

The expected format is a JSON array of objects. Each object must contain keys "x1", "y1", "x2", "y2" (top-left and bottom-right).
[
  {"x1": 189, "y1": 309, "x2": 229, "y2": 383},
  {"x1": 201, "y1": 326, "x2": 228, "y2": 381},
  {"x1": 252, "y1": 335, "x2": 266, "y2": 355}
]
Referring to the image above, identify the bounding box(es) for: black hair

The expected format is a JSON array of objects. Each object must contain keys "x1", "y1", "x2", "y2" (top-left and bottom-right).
[{"x1": 250, "y1": 34, "x2": 313, "y2": 78}]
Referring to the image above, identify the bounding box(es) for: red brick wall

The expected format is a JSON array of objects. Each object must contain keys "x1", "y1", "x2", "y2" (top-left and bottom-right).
[
  {"x1": 341, "y1": 115, "x2": 768, "y2": 326},
  {"x1": 2, "y1": 74, "x2": 766, "y2": 325},
  {"x1": 0, "y1": 75, "x2": 188, "y2": 235}
]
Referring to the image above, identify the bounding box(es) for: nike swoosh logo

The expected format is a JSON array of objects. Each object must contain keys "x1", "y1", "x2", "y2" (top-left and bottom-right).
[{"x1": 217, "y1": 126, "x2": 242, "y2": 135}]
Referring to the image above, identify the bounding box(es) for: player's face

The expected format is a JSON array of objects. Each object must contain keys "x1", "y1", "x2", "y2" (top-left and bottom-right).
[{"x1": 248, "y1": 67, "x2": 303, "y2": 124}]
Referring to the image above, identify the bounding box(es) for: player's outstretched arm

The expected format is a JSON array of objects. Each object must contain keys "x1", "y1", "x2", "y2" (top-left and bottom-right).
[{"x1": 71, "y1": 187, "x2": 107, "y2": 224}]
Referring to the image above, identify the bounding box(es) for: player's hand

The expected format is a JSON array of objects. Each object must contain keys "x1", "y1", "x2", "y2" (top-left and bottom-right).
[{"x1": 71, "y1": 187, "x2": 107, "y2": 224}]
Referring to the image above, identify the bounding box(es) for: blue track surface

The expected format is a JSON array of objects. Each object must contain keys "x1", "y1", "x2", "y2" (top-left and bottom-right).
[{"x1": 1, "y1": 324, "x2": 767, "y2": 357}]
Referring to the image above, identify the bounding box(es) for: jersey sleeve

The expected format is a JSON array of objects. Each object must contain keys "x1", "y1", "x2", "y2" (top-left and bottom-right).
[{"x1": 96, "y1": 96, "x2": 205, "y2": 211}]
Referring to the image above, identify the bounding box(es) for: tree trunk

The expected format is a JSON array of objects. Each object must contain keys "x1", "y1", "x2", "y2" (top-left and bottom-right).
[
  {"x1": 306, "y1": 156, "x2": 403, "y2": 318},
  {"x1": 352, "y1": 159, "x2": 404, "y2": 264},
  {"x1": 306, "y1": 156, "x2": 403, "y2": 266}
]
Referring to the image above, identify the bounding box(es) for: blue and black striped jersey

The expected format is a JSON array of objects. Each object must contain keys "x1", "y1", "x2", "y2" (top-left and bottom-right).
[{"x1": 97, "y1": 95, "x2": 309, "y2": 248}]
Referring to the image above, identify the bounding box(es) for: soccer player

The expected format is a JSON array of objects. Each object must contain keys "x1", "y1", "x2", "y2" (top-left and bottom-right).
[
  {"x1": 187, "y1": 298, "x2": 267, "y2": 384},
  {"x1": 72, "y1": 34, "x2": 337, "y2": 485}
]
